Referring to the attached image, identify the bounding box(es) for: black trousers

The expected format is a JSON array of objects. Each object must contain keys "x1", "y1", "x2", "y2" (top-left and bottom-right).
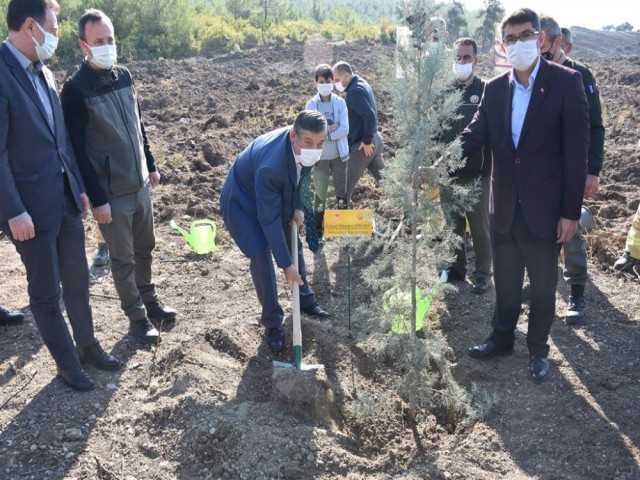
[
  {"x1": 489, "y1": 205, "x2": 561, "y2": 357},
  {"x1": 3, "y1": 176, "x2": 96, "y2": 370}
]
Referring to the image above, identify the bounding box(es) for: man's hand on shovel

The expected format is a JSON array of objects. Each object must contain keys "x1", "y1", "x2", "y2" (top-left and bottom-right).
[
  {"x1": 284, "y1": 265, "x2": 304, "y2": 290},
  {"x1": 293, "y1": 209, "x2": 304, "y2": 227}
]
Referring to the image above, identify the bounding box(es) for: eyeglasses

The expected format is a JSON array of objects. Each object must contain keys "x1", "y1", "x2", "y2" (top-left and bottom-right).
[{"x1": 502, "y1": 30, "x2": 539, "y2": 46}]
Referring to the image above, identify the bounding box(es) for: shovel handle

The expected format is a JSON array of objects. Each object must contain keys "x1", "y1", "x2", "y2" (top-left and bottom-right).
[{"x1": 290, "y1": 222, "x2": 302, "y2": 367}]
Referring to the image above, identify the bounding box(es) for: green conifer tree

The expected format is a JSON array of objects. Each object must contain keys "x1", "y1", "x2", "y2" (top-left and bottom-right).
[{"x1": 352, "y1": 0, "x2": 483, "y2": 420}]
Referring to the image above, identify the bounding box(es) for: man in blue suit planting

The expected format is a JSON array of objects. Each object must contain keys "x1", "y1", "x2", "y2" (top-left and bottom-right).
[{"x1": 220, "y1": 110, "x2": 330, "y2": 353}]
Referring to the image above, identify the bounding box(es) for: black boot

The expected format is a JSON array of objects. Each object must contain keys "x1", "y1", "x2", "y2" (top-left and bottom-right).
[
  {"x1": 565, "y1": 284, "x2": 586, "y2": 324},
  {"x1": 92, "y1": 242, "x2": 110, "y2": 268},
  {"x1": 336, "y1": 197, "x2": 348, "y2": 210}
]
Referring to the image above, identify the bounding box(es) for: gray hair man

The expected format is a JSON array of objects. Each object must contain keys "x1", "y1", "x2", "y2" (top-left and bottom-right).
[
  {"x1": 540, "y1": 15, "x2": 605, "y2": 324},
  {"x1": 332, "y1": 61, "x2": 385, "y2": 205}
]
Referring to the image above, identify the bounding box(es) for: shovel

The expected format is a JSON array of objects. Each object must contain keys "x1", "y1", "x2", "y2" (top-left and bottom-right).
[{"x1": 273, "y1": 221, "x2": 324, "y2": 371}]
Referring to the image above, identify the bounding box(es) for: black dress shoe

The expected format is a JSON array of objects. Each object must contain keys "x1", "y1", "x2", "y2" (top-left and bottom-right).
[
  {"x1": 529, "y1": 356, "x2": 550, "y2": 382},
  {"x1": 0, "y1": 307, "x2": 25, "y2": 325},
  {"x1": 266, "y1": 327, "x2": 285, "y2": 353},
  {"x1": 468, "y1": 340, "x2": 514, "y2": 360},
  {"x1": 129, "y1": 318, "x2": 160, "y2": 344},
  {"x1": 300, "y1": 303, "x2": 329, "y2": 318},
  {"x1": 472, "y1": 276, "x2": 490, "y2": 295},
  {"x1": 144, "y1": 300, "x2": 177, "y2": 321},
  {"x1": 78, "y1": 343, "x2": 123, "y2": 371},
  {"x1": 57, "y1": 365, "x2": 95, "y2": 392}
]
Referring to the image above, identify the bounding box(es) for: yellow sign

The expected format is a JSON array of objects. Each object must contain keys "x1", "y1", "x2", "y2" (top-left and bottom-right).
[{"x1": 323, "y1": 209, "x2": 374, "y2": 238}]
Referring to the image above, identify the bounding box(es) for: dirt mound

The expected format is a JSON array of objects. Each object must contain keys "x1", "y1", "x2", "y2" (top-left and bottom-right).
[
  {"x1": 569, "y1": 27, "x2": 640, "y2": 59},
  {"x1": 1, "y1": 36, "x2": 639, "y2": 480}
]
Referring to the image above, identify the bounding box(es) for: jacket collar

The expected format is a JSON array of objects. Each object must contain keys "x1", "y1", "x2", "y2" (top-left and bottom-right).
[
  {"x1": 345, "y1": 74, "x2": 359, "y2": 92},
  {"x1": 80, "y1": 60, "x2": 120, "y2": 91},
  {"x1": 285, "y1": 129, "x2": 297, "y2": 187},
  {"x1": 1, "y1": 42, "x2": 55, "y2": 137}
]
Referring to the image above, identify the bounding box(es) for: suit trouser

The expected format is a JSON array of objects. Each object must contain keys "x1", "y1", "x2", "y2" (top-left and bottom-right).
[
  {"x1": 562, "y1": 226, "x2": 588, "y2": 285},
  {"x1": 249, "y1": 223, "x2": 316, "y2": 330},
  {"x1": 4, "y1": 179, "x2": 96, "y2": 370},
  {"x1": 489, "y1": 204, "x2": 561, "y2": 358},
  {"x1": 345, "y1": 132, "x2": 385, "y2": 204},
  {"x1": 440, "y1": 175, "x2": 492, "y2": 279},
  {"x1": 99, "y1": 185, "x2": 157, "y2": 322}
]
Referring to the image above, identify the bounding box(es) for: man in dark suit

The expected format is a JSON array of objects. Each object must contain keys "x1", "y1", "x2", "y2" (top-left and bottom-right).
[
  {"x1": 0, "y1": 0, "x2": 121, "y2": 391},
  {"x1": 460, "y1": 8, "x2": 589, "y2": 382},
  {"x1": 220, "y1": 110, "x2": 330, "y2": 353}
]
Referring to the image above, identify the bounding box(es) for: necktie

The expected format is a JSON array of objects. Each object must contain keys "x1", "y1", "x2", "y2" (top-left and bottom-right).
[{"x1": 299, "y1": 171, "x2": 319, "y2": 253}]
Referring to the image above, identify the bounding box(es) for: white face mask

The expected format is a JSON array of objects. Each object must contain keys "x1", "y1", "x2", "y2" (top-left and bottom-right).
[
  {"x1": 32, "y1": 21, "x2": 58, "y2": 62},
  {"x1": 334, "y1": 80, "x2": 345, "y2": 93},
  {"x1": 453, "y1": 62, "x2": 473, "y2": 81},
  {"x1": 317, "y1": 83, "x2": 334, "y2": 97},
  {"x1": 296, "y1": 148, "x2": 323, "y2": 167},
  {"x1": 505, "y1": 39, "x2": 539, "y2": 72},
  {"x1": 87, "y1": 44, "x2": 117, "y2": 70}
]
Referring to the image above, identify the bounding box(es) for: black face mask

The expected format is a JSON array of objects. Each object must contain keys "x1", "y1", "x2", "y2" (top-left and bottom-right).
[
  {"x1": 541, "y1": 50, "x2": 555, "y2": 61},
  {"x1": 541, "y1": 37, "x2": 559, "y2": 61}
]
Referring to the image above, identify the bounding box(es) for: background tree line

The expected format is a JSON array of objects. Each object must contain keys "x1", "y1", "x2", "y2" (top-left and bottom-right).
[{"x1": 0, "y1": 0, "x2": 507, "y2": 64}]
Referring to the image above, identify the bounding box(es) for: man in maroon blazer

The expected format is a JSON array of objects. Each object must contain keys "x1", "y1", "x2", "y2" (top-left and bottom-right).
[{"x1": 460, "y1": 8, "x2": 589, "y2": 382}]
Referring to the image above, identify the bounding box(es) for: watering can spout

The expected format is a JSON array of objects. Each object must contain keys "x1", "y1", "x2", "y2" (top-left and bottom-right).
[{"x1": 170, "y1": 219, "x2": 192, "y2": 242}]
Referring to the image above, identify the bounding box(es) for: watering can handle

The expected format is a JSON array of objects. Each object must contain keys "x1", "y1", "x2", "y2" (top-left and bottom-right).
[{"x1": 190, "y1": 219, "x2": 216, "y2": 230}]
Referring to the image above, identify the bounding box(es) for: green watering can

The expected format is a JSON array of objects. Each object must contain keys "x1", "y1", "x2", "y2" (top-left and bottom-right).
[
  {"x1": 384, "y1": 270, "x2": 448, "y2": 334},
  {"x1": 170, "y1": 219, "x2": 217, "y2": 254}
]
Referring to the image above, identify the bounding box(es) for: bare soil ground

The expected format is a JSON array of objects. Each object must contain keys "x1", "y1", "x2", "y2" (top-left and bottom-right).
[{"x1": 1, "y1": 32, "x2": 639, "y2": 480}]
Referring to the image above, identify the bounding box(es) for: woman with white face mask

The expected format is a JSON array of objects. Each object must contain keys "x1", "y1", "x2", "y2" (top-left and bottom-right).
[{"x1": 305, "y1": 64, "x2": 350, "y2": 242}]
